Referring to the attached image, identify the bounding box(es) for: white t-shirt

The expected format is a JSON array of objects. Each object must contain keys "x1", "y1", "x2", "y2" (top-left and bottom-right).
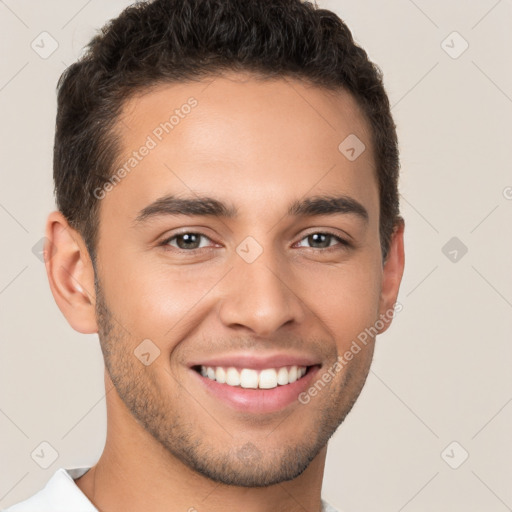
[{"x1": 2, "y1": 467, "x2": 342, "y2": 512}]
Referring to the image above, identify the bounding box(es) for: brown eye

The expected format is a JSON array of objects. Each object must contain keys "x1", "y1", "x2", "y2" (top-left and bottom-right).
[
  {"x1": 161, "y1": 232, "x2": 213, "y2": 251},
  {"x1": 296, "y1": 232, "x2": 350, "y2": 250}
]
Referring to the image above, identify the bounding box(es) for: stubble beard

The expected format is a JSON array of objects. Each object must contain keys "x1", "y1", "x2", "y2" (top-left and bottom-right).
[{"x1": 93, "y1": 276, "x2": 370, "y2": 487}]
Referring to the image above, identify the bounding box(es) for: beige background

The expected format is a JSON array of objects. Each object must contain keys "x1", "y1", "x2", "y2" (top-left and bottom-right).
[{"x1": 1, "y1": 0, "x2": 511, "y2": 510}]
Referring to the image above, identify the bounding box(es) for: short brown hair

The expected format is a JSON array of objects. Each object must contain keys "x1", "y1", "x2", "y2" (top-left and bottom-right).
[{"x1": 54, "y1": 0, "x2": 401, "y2": 265}]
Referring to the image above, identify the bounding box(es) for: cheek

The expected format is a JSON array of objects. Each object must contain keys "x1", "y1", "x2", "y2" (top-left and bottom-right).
[
  {"x1": 99, "y1": 237, "x2": 382, "y2": 352},
  {"x1": 300, "y1": 260, "x2": 382, "y2": 347},
  {"x1": 102, "y1": 255, "x2": 227, "y2": 338}
]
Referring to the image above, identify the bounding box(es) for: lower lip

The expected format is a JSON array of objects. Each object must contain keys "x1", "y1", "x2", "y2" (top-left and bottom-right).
[{"x1": 190, "y1": 365, "x2": 321, "y2": 414}]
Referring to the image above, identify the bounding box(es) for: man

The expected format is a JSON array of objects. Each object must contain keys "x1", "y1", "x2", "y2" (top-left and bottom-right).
[{"x1": 5, "y1": 0, "x2": 404, "y2": 510}]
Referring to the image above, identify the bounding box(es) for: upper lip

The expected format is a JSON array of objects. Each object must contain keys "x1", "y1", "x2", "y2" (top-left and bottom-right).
[{"x1": 188, "y1": 352, "x2": 321, "y2": 371}]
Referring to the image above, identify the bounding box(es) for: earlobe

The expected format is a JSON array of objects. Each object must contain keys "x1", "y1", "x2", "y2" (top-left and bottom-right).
[
  {"x1": 44, "y1": 211, "x2": 98, "y2": 334},
  {"x1": 377, "y1": 218, "x2": 405, "y2": 334}
]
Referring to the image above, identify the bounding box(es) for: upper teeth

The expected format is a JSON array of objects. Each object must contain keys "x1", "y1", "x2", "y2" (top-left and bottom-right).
[{"x1": 200, "y1": 365, "x2": 307, "y2": 389}]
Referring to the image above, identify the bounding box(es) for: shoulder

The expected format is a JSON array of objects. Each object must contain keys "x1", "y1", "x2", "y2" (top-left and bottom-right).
[{"x1": 2, "y1": 468, "x2": 96, "y2": 512}]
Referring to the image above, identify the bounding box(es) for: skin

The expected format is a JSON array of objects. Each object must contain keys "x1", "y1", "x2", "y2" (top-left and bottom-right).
[{"x1": 45, "y1": 72, "x2": 405, "y2": 512}]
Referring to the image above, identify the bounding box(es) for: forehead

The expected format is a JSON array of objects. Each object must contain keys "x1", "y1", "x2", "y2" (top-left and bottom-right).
[{"x1": 102, "y1": 73, "x2": 378, "y2": 226}]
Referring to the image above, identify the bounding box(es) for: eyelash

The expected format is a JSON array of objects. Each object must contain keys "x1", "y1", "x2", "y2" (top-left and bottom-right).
[{"x1": 159, "y1": 230, "x2": 352, "y2": 254}]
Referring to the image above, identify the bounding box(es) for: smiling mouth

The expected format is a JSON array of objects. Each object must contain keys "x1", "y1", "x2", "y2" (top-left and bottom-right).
[{"x1": 192, "y1": 364, "x2": 317, "y2": 390}]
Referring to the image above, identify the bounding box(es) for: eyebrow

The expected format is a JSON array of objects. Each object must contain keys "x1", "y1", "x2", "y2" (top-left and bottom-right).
[{"x1": 132, "y1": 193, "x2": 369, "y2": 225}]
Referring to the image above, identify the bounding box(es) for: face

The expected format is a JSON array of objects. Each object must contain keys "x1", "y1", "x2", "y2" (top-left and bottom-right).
[{"x1": 87, "y1": 73, "x2": 402, "y2": 486}]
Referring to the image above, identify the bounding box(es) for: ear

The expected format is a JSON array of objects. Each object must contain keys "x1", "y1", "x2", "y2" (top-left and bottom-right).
[
  {"x1": 44, "y1": 211, "x2": 98, "y2": 334},
  {"x1": 377, "y1": 218, "x2": 405, "y2": 334}
]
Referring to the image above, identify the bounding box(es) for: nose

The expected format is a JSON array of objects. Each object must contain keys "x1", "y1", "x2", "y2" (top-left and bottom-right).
[{"x1": 217, "y1": 246, "x2": 306, "y2": 337}]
